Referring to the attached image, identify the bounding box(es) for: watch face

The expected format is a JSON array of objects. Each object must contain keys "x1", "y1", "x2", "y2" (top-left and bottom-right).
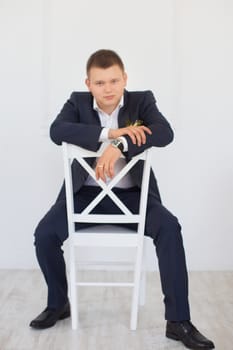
[
  {"x1": 112, "y1": 139, "x2": 121, "y2": 147},
  {"x1": 111, "y1": 139, "x2": 124, "y2": 152}
]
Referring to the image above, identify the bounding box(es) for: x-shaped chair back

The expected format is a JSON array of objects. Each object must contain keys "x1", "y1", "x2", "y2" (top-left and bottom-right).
[{"x1": 63, "y1": 143, "x2": 152, "y2": 227}]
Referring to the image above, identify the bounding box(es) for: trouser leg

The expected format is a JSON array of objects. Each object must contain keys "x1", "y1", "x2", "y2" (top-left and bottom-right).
[
  {"x1": 145, "y1": 195, "x2": 190, "y2": 321},
  {"x1": 34, "y1": 187, "x2": 109, "y2": 309},
  {"x1": 106, "y1": 188, "x2": 190, "y2": 320},
  {"x1": 34, "y1": 200, "x2": 69, "y2": 309}
]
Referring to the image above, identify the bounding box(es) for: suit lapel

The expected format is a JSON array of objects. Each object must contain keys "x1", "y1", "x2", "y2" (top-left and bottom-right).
[
  {"x1": 84, "y1": 94, "x2": 101, "y2": 126},
  {"x1": 91, "y1": 109, "x2": 101, "y2": 126},
  {"x1": 118, "y1": 90, "x2": 129, "y2": 128}
]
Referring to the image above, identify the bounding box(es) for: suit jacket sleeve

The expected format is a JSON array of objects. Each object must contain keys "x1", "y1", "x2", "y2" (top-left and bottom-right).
[
  {"x1": 50, "y1": 92, "x2": 103, "y2": 151},
  {"x1": 124, "y1": 90, "x2": 174, "y2": 158}
]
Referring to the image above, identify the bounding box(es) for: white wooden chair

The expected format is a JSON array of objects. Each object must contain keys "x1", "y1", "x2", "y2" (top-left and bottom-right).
[{"x1": 62, "y1": 142, "x2": 152, "y2": 330}]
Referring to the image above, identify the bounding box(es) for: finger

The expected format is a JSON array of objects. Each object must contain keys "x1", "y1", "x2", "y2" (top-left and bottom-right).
[
  {"x1": 109, "y1": 162, "x2": 115, "y2": 178},
  {"x1": 103, "y1": 164, "x2": 111, "y2": 179},
  {"x1": 128, "y1": 126, "x2": 143, "y2": 144},
  {"x1": 136, "y1": 129, "x2": 147, "y2": 144},
  {"x1": 134, "y1": 126, "x2": 152, "y2": 145},
  {"x1": 96, "y1": 165, "x2": 106, "y2": 182},
  {"x1": 100, "y1": 166, "x2": 107, "y2": 182},
  {"x1": 137, "y1": 130, "x2": 146, "y2": 145},
  {"x1": 126, "y1": 129, "x2": 141, "y2": 145},
  {"x1": 95, "y1": 164, "x2": 100, "y2": 179},
  {"x1": 99, "y1": 168, "x2": 106, "y2": 182},
  {"x1": 140, "y1": 126, "x2": 152, "y2": 134},
  {"x1": 126, "y1": 130, "x2": 137, "y2": 144},
  {"x1": 131, "y1": 128, "x2": 143, "y2": 146}
]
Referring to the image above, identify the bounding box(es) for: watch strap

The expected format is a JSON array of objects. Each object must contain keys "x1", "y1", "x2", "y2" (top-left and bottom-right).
[{"x1": 111, "y1": 139, "x2": 124, "y2": 152}]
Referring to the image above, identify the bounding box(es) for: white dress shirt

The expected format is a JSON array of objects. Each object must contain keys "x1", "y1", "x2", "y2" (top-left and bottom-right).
[{"x1": 84, "y1": 97, "x2": 135, "y2": 188}]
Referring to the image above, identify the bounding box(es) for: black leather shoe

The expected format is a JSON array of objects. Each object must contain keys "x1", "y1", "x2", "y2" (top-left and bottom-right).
[
  {"x1": 30, "y1": 301, "x2": 70, "y2": 329},
  {"x1": 166, "y1": 321, "x2": 215, "y2": 349}
]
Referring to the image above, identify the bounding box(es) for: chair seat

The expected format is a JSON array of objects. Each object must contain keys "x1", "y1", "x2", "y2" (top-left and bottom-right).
[
  {"x1": 72, "y1": 225, "x2": 139, "y2": 247},
  {"x1": 75, "y1": 224, "x2": 136, "y2": 234}
]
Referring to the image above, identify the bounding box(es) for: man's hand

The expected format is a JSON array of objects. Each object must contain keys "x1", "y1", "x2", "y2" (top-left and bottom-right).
[
  {"x1": 108, "y1": 125, "x2": 152, "y2": 146},
  {"x1": 95, "y1": 145, "x2": 122, "y2": 182}
]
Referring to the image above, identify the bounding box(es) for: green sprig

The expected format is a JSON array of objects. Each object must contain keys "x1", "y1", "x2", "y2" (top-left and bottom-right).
[{"x1": 126, "y1": 119, "x2": 143, "y2": 127}]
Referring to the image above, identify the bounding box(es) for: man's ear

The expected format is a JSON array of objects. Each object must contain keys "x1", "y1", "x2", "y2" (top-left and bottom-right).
[
  {"x1": 85, "y1": 78, "x2": 90, "y2": 90},
  {"x1": 123, "y1": 72, "x2": 128, "y2": 86}
]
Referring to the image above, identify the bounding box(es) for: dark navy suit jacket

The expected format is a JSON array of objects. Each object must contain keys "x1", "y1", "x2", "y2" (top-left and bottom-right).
[{"x1": 50, "y1": 90, "x2": 174, "y2": 203}]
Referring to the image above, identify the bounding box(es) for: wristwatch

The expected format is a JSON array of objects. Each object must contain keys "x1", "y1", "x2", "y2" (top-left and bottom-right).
[{"x1": 111, "y1": 138, "x2": 124, "y2": 152}]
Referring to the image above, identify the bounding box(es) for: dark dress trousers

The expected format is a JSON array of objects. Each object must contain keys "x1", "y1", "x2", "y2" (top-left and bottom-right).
[{"x1": 34, "y1": 90, "x2": 190, "y2": 321}]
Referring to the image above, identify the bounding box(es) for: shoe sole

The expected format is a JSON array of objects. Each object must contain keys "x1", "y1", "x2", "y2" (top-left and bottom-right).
[
  {"x1": 166, "y1": 331, "x2": 180, "y2": 341},
  {"x1": 166, "y1": 332, "x2": 215, "y2": 350},
  {"x1": 59, "y1": 310, "x2": 71, "y2": 320},
  {"x1": 166, "y1": 333, "x2": 192, "y2": 349}
]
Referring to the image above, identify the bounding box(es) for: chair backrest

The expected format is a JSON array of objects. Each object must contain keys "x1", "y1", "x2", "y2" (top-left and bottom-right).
[{"x1": 62, "y1": 142, "x2": 152, "y2": 238}]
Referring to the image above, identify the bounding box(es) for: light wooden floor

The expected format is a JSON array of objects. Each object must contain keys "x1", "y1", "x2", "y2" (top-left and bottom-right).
[{"x1": 0, "y1": 270, "x2": 232, "y2": 350}]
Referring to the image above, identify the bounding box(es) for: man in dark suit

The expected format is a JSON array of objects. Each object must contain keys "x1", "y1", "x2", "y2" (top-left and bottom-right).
[{"x1": 30, "y1": 49, "x2": 214, "y2": 349}]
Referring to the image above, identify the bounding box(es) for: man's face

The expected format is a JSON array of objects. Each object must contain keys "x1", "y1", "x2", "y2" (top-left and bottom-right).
[{"x1": 85, "y1": 65, "x2": 127, "y2": 114}]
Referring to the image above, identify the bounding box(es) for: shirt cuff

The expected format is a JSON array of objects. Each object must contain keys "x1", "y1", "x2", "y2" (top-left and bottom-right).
[
  {"x1": 99, "y1": 128, "x2": 109, "y2": 142},
  {"x1": 118, "y1": 136, "x2": 128, "y2": 152}
]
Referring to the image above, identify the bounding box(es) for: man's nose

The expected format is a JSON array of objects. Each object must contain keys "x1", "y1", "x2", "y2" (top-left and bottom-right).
[{"x1": 104, "y1": 83, "x2": 112, "y2": 92}]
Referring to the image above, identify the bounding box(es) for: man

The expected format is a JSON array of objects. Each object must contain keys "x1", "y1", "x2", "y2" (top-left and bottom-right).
[{"x1": 30, "y1": 49, "x2": 215, "y2": 349}]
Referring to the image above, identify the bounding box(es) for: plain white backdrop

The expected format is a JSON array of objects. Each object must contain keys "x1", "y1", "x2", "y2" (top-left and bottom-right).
[{"x1": 0, "y1": 0, "x2": 233, "y2": 270}]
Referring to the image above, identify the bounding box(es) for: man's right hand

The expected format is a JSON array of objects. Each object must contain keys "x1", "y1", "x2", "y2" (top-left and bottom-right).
[{"x1": 108, "y1": 125, "x2": 152, "y2": 147}]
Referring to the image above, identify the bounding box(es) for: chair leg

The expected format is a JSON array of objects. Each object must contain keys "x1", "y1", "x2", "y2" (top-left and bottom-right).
[
  {"x1": 139, "y1": 270, "x2": 146, "y2": 306},
  {"x1": 130, "y1": 246, "x2": 144, "y2": 330},
  {"x1": 139, "y1": 248, "x2": 147, "y2": 306},
  {"x1": 130, "y1": 294, "x2": 138, "y2": 330},
  {"x1": 130, "y1": 272, "x2": 140, "y2": 330},
  {"x1": 69, "y1": 246, "x2": 78, "y2": 330}
]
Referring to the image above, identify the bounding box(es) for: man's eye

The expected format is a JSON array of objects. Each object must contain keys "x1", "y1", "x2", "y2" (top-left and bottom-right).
[{"x1": 96, "y1": 82, "x2": 104, "y2": 86}]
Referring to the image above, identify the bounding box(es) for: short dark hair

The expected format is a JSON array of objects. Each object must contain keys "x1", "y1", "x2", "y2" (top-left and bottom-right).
[{"x1": 86, "y1": 49, "x2": 125, "y2": 75}]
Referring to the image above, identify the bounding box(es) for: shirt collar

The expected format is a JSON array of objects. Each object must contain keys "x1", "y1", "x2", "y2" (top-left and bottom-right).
[{"x1": 93, "y1": 95, "x2": 124, "y2": 113}]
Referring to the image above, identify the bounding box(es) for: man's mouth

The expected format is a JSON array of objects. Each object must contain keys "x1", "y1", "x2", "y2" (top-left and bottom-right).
[{"x1": 104, "y1": 95, "x2": 114, "y2": 100}]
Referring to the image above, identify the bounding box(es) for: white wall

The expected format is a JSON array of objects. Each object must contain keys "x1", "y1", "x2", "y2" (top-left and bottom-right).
[{"x1": 0, "y1": 0, "x2": 233, "y2": 270}]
